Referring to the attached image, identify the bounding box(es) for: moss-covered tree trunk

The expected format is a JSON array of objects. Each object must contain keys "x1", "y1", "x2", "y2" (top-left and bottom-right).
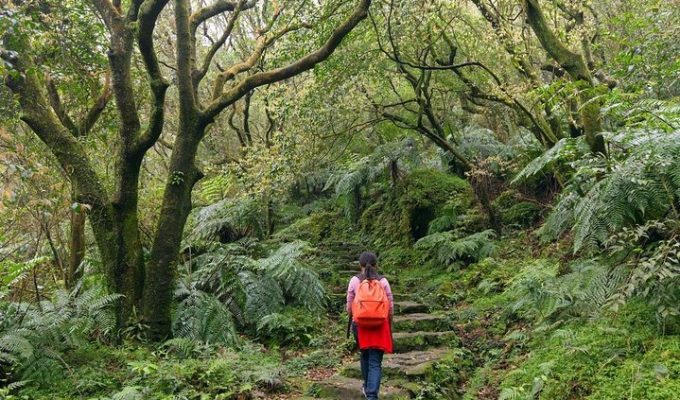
[
  {"x1": 67, "y1": 188, "x2": 86, "y2": 290},
  {"x1": 522, "y1": 0, "x2": 606, "y2": 155},
  {"x1": 143, "y1": 127, "x2": 203, "y2": 340}
]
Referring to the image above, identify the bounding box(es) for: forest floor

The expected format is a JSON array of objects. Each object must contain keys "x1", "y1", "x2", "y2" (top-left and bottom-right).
[{"x1": 9, "y1": 203, "x2": 680, "y2": 399}]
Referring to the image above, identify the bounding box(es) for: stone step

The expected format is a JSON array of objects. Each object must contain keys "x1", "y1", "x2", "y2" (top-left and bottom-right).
[
  {"x1": 310, "y1": 375, "x2": 409, "y2": 399},
  {"x1": 341, "y1": 348, "x2": 450, "y2": 380},
  {"x1": 394, "y1": 301, "x2": 429, "y2": 315},
  {"x1": 393, "y1": 313, "x2": 452, "y2": 332},
  {"x1": 393, "y1": 331, "x2": 458, "y2": 353}
]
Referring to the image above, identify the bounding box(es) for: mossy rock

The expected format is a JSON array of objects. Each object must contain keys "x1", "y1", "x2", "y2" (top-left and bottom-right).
[
  {"x1": 360, "y1": 168, "x2": 472, "y2": 246},
  {"x1": 341, "y1": 348, "x2": 452, "y2": 380},
  {"x1": 274, "y1": 208, "x2": 355, "y2": 244},
  {"x1": 501, "y1": 201, "x2": 542, "y2": 227},
  {"x1": 394, "y1": 301, "x2": 429, "y2": 315},
  {"x1": 309, "y1": 376, "x2": 409, "y2": 399},
  {"x1": 492, "y1": 190, "x2": 543, "y2": 228}
]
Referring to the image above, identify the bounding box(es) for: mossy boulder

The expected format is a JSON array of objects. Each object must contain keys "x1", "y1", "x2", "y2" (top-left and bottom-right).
[
  {"x1": 341, "y1": 348, "x2": 453, "y2": 380},
  {"x1": 360, "y1": 169, "x2": 471, "y2": 247},
  {"x1": 492, "y1": 190, "x2": 543, "y2": 228}
]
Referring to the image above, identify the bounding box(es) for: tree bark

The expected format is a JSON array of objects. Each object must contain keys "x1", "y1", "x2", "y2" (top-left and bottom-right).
[
  {"x1": 522, "y1": 0, "x2": 606, "y2": 155},
  {"x1": 143, "y1": 123, "x2": 204, "y2": 340},
  {"x1": 67, "y1": 189, "x2": 86, "y2": 290}
]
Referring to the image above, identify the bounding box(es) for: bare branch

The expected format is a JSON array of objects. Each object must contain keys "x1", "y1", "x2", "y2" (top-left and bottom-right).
[
  {"x1": 194, "y1": 0, "x2": 246, "y2": 86},
  {"x1": 227, "y1": 105, "x2": 247, "y2": 147},
  {"x1": 204, "y1": 0, "x2": 371, "y2": 121}
]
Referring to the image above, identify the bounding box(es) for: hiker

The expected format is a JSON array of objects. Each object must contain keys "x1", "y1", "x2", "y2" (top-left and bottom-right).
[{"x1": 347, "y1": 251, "x2": 394, "y2": 400}]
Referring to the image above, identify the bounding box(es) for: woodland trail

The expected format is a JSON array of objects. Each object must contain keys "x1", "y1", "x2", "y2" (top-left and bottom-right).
[{"x1": 305, "y1": 295, "x2": 458, "y2": 399}]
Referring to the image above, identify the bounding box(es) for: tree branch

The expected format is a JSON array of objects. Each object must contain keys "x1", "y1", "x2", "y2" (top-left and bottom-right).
[
  {"x1": 135, "y1": 0, "x2": 171, "y2": 153},
  {"x1": 522, "y1": 0, "x2": 591, "y2": 83},
  {"x1": 193, "y1": 0, "x2": 246, "y2": 86},
  {"x1": 90, "y1": 0, "x2": 121, "y2": 28},
  {"x1": 45, "y1": 77, "x2": 78, "y2": 135},
  {"x1": 1, "y1": 49, "x2": 109, "y2": 209},
  {"x1": 209, "y1": 22, "x2": 312, "y2": 99},
  {"x1": 190, "y1": 0, "x2": 257, "y2": 31},
  {"x1": 203, "y1": 0, "x2": 372, "y2": 121},
  {"x1": 175, "y1": 0, "x2": 199, "y2": 115},
  {"x1": 79, "y1": 72, "x2": 113, "y2": 136}
]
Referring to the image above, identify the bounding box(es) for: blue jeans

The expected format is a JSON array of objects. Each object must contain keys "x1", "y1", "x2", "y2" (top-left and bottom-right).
[{"x1": 360, "y1": 348, "x2": 384, "y2": 400}]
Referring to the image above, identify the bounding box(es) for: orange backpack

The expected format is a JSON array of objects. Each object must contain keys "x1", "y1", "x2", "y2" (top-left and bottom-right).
[{"x1": 352, "y1": 277, "x2": 389, "y2": 328}]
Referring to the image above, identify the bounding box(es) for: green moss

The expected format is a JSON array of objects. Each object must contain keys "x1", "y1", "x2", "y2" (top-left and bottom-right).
[
  {"x1": 360, "y1": 169, "x2": 472, "y2": 247},
  {"x1": 589, "y1": 337, "x2": 680, "y2": 399},
  {"x1": 499, "y1": 301, "x2": 665, "y2": 399},
  {"x1": 493, "y1": 190, "x2": 543, "y2": 228},
  {"x1": 17, "y1": 342, "x2": 287, "y2": 400}
]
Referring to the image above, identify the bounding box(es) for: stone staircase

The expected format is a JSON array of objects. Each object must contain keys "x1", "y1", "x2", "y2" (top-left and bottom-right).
[{"x1": 308, "y1": 298, "x2": 458, "y2": 399}]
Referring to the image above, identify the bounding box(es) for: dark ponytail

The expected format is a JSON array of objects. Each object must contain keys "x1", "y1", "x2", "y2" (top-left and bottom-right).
[{"x1": 359, "y1": 251, "x2": 380, "y2": 280}]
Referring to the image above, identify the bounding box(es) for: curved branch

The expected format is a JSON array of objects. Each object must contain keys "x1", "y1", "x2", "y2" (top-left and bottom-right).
[
  {"x1": 203, "y1": 0, "x2": 372, "y2": 121},
  {"x1": 45, "y1": 77, "x2": 78, "y2": 135},
  {"x1": 193, "y1": 0, "x2": 246, "y2": 86},
  {"x1": 190, "y1": 0, "x2": 257, "y2": 30},
  {"x1": 79, "y1": 72, "x2": 113, "y2": 136},
  {"x1": 135, "y1": 0, "x2": 171, "y2": 154}
]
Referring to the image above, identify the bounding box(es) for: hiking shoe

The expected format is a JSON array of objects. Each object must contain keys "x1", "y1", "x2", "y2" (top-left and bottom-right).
[{"x1": 361, "y1": 386, "x2": 367, "y2": 399}]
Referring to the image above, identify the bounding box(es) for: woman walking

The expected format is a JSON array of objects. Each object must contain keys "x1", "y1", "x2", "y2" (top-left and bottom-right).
[{"x1": 347, "y1": 251, "x2": 394, "y2": 400}]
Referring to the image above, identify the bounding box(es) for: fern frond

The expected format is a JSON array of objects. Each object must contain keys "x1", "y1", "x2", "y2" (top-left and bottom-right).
[
  {"x1": 415, "y1": 230, "x2": 496, "y2": 266},
  {"x1": 512, "y1": 137, "x2": 585, "y2": 184}
]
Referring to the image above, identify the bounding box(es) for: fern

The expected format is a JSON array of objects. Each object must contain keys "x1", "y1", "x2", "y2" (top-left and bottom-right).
[
  {"x1": 190, "y1": 197, "x2": 265, "y2": 242},
  {"x1": 0, "y1": 287, "x2": 121, "y2": 383},
  {"x1": 324, "y1": 139, "x2": 422, "y2": 219},
  {"x1": 0, "y1": 257, "x2": 49, "y2": 287},
  {"x1": 176, "y1": 240, "x2": 326, "y2": 344},
  {"x1": 256, "y1": 241, "x2": 327, "y2": 312},
  {"x1": 415, "y1": 230, "x2": 496, "y2": 267},
  {"x1": 498, "y1": 387, "x2": 530, "y2": 400},
  {"x1": 108, "y1": 385, "x2": 148, "y2": 400},
  {"x1": 197, "y1": 173, "x2": 234, "y2": 203},
  {"x1": 605, "y1": 98, "x2": 680, "y2": 131},
  {"x1": 173, "y1": 282, "x2": 239, "y2": 345},
  {"x1": 537, "y1": 130, "x2": 680, "y2": 251},
  {"x1": 537, "y1": 190, "x2": 579, "y2": 242},
  {"x1": 457, "y1": 125, "x2": 517, "y2": 162},
  {"x1": 512, "y1": 137, "x2": 586, "y2": 184},
  {"x1": 603, "y1": 221, "x2": 680, "y2": 321}
]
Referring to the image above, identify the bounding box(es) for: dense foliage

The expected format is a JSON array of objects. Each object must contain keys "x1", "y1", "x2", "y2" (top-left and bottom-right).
[{"x1": 1, "y1": 0, "x2": 680, "y2": 398}]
